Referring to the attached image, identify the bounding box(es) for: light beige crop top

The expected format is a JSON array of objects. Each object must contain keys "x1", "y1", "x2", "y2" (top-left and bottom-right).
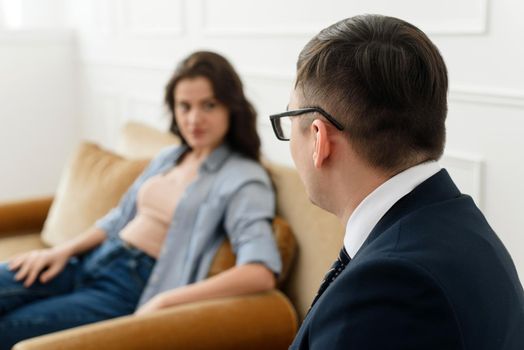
[{"x1": 119, "y1": 173, "x2": 181, "y2": 258}]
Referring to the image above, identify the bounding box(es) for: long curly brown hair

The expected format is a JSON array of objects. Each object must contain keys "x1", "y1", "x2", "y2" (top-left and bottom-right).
[{"x1": 165, "y1": 51, "x2": 260, "y2": 161}]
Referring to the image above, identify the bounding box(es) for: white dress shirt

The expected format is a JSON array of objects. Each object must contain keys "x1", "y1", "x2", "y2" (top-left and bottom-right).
[{"x1": 344, "y1": 161, "x2": 441, "y2": 258}]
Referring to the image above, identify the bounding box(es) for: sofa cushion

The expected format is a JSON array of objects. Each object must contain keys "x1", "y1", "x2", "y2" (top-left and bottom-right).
[
  {"x1": 116, "y1": 122, "x2": 179, "y2": 159},
  {"x1": 264, "y1": 161, "x2": 345, "y2": 320},
  {"x1": 41, "y1": 142, "x2": 149, "y2": 246}
]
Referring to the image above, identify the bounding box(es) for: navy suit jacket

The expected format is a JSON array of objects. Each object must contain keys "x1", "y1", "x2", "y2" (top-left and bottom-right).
[{"x1": 290, "y1": 169, "x2": 524, "y2": 350}]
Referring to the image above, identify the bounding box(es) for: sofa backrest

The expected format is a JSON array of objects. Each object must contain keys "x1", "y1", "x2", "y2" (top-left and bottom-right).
[
  {"x1": 264, "y1": 163, "x2": 344, "y2": 320},
  {"x1": 117, "y1": 122, "x2": 344, "y2": 321}
]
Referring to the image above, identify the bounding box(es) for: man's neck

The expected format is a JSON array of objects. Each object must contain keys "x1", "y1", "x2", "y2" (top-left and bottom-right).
[{"x1": 333, "y1": 165, "x2": 391, "y2": 227}]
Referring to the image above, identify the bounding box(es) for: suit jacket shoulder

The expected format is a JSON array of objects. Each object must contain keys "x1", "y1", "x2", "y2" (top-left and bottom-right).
[
  {"x1": 291, "y1": 170, "x2": 524, "y2": 350},
  {"x1": 303, "y1": 254, "x2": 464, "y2": 349}
]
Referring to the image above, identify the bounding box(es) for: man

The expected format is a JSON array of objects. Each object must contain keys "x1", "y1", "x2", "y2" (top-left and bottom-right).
[{"x1": 270, "y1": 14, "x2": 524, "y2": 349}]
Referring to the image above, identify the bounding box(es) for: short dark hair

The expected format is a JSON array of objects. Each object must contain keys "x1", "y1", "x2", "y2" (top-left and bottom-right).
[
  {"x1": 296, "y1": 14, "x2": 448, "y2": 172},
  {"x1": 165, "y1": 51, "x2": 261, "y2": 161}
]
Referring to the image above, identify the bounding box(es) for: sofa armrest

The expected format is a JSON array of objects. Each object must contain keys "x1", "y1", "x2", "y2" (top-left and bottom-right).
[
  {"x1": 14, "y1": 289, "x2": 298, "y2": 350},
  {"x1": 0, "y1": 197, "x2": 53, "y2": 237}
]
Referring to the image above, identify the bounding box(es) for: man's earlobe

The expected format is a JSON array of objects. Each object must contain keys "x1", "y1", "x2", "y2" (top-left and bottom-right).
[{"x1": 312, "y1": 120, "x2": 330, "y2": 169}]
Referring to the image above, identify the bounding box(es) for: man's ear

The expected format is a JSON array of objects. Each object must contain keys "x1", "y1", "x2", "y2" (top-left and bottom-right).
[{"x1": 311, "y1": 119, "x2": 330, "y2": 169}]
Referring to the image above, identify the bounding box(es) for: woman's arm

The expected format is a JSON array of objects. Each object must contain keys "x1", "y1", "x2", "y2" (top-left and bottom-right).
[
  {"x1": 136, "y1": 161, "x2": 280, "y2": 315},
  {"x1": 8, "y1": 226, "x2": 107, "y2": 287},
  {"x1": 135, "y1": 263, "x2": 275, "y2": 315}
]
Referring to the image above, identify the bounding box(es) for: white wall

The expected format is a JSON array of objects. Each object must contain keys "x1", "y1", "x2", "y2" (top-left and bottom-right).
[
  {"x1": 2, "y1": 0, "x2": 523, "y2": 278},
  {"x1": 0, "y1": 29, "x2": 78, "y2": 201}
]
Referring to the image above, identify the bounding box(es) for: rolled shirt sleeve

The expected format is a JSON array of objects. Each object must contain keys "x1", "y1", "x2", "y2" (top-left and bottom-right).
[{"x1": 223, "y1": 179, "x2": 282, "y2": 276}]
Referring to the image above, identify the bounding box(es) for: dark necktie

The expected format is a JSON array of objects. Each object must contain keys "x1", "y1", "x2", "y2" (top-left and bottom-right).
[{"x1": 309, "y1": 247, "x2": 351, "y2": 309}]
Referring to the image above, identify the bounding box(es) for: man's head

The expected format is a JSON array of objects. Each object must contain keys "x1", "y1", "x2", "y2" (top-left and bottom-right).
[
  {"x1": 294, "y1": 14, "x2": 448, "y2": 172},
  {"x1": 277, "y1": 14, "x2": 448, "y2": 218}
]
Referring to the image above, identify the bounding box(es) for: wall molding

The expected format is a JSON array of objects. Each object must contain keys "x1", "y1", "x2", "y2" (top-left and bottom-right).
[
  {"x1": 116, "y1": 0, "x2": 185, "y2": 37},
  {"x1": 80, "y1": 58, "x2": 172, "y2": 73},
  {"x1": 440, "y1": 152, "x2": 484, "y2": 208},
  {"x1": 246, "y1": 71, "x2": 524, "y2": 108},
  {"x1": 0, "y1": 29, "x2": 75, "y2": 45},
  {"x1": 449, "y1": 86, "x2": 524, "y2": 108},
  {"x1": 201, "y1": 0, "x2": 489, "y2": 37},
  {"x1": 79, "y1": 60, "x2": 524, "y2": 109}
]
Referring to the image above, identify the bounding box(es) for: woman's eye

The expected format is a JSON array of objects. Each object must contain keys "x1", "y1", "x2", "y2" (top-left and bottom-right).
[
  {"x1": 177, "y1": 103, "x2": 189, "y2": 112},
  {"x1": 203, "y1": 101, "x2": 216, "y2": 111}
]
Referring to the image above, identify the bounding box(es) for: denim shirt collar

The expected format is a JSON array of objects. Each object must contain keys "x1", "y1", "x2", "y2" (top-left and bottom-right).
[
  {"x1": 169, "y1": 143, "x2": 231, "y2": 173},
  {"x1": 199, "y1": 143, "x2": 232, "y2": 173}
]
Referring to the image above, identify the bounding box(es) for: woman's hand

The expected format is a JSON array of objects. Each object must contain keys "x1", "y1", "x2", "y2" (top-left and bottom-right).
[
  {"x1": 8, "y1": 246, "x2": 73, "y2": 288},
  {"x1": 135, "y1": 293, "x2": 170, "y2": 316}
]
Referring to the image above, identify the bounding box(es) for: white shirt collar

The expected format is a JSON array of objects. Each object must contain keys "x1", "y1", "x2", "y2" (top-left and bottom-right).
[{"x1": 344, "y1": 161, "x2": 441, "y2": 258}]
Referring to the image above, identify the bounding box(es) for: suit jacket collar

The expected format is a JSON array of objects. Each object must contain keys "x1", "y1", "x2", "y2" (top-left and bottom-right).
[{"x1": 354, "y1": 169, "x2": 461, "y2": 260}]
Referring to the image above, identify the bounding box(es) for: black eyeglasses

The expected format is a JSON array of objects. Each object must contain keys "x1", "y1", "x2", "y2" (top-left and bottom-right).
[{"x1": 269, "y1": 107, "x2": 344, "y2": 141}]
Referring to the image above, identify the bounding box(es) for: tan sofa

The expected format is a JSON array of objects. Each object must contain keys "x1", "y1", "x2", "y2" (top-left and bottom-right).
[{"x1": 0, "y1": 122, "x2": 344, "y2": 349}]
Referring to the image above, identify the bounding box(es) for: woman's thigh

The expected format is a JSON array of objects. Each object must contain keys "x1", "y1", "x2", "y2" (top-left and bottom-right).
[
  {"x1": 0, "y1": 258, "x2": 80, "y2": 315},
  {"x1": 0, "y1": 240, "x2": 154, "y2": 349},
  {"x1": 0, "y1": 286, "x2": 134, "y2": 350},
  {"x1": 0, "y1": 247, "x2": 153, "y2": 350}
]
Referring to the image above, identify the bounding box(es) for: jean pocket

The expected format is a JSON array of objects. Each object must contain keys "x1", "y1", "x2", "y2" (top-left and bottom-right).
[
  {"x1": 127, "y1": 256, "x2": 155, "y2": 289},
  {"x1": 82, "y1": 240, "x2": 120, "y2": 277}
]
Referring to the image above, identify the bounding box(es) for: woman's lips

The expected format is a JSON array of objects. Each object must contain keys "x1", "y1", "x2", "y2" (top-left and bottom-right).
[{"x1": 189, "y1": 129, "x2": 206, "y2": 138}]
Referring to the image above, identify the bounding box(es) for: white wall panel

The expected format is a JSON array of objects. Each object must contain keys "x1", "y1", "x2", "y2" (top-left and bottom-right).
[
  {"x1": 122, "y1": 95, "x2": 169, "y2": 131},
  {"x1": 117, "y1": 0, "x2": 184, "y2": 36},
  {"x1": 67, "y1": 0, "x2": 115, "y2": 34},
  {"x1": 0, "y1": 30, "x2": 78, "y2": 200},
  {"x1": 440, "y1": 153, "x2": 484, "y2": 207},
  {"x1": 82, "y1": 90, "x2": 122, "y2": 148},
  {"x1": 202, "y1": 0, "x2": 488, "y2": 36}
]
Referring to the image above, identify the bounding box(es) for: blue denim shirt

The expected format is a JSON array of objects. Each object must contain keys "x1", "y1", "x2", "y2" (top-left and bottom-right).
[{"x1": 95, "y1": 144, "x2": 282, "y2": 306}]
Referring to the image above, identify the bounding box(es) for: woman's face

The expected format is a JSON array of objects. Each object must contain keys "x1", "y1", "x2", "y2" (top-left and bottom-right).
[{"x1": 174, "y1": 76, "x2": 230, "y2": 152}]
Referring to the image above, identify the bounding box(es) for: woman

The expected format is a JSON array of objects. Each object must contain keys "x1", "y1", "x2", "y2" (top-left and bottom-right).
[{"x1": 0, "y1": 51, "x2": 281, "y2": 348}]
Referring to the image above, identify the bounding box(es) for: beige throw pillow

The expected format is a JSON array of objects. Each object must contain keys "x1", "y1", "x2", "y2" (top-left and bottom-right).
[
  {"x1": 116, "y1": 122, "x2": 179, "y2": 159},
  {"x1": 42, "y1": 142, "x2": 149, "y2": 246}
]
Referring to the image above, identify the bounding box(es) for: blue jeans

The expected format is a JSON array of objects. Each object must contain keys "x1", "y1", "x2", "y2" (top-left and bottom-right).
[{"x1": 0, "y1": 237, "x2": 155, "y2": 349}]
